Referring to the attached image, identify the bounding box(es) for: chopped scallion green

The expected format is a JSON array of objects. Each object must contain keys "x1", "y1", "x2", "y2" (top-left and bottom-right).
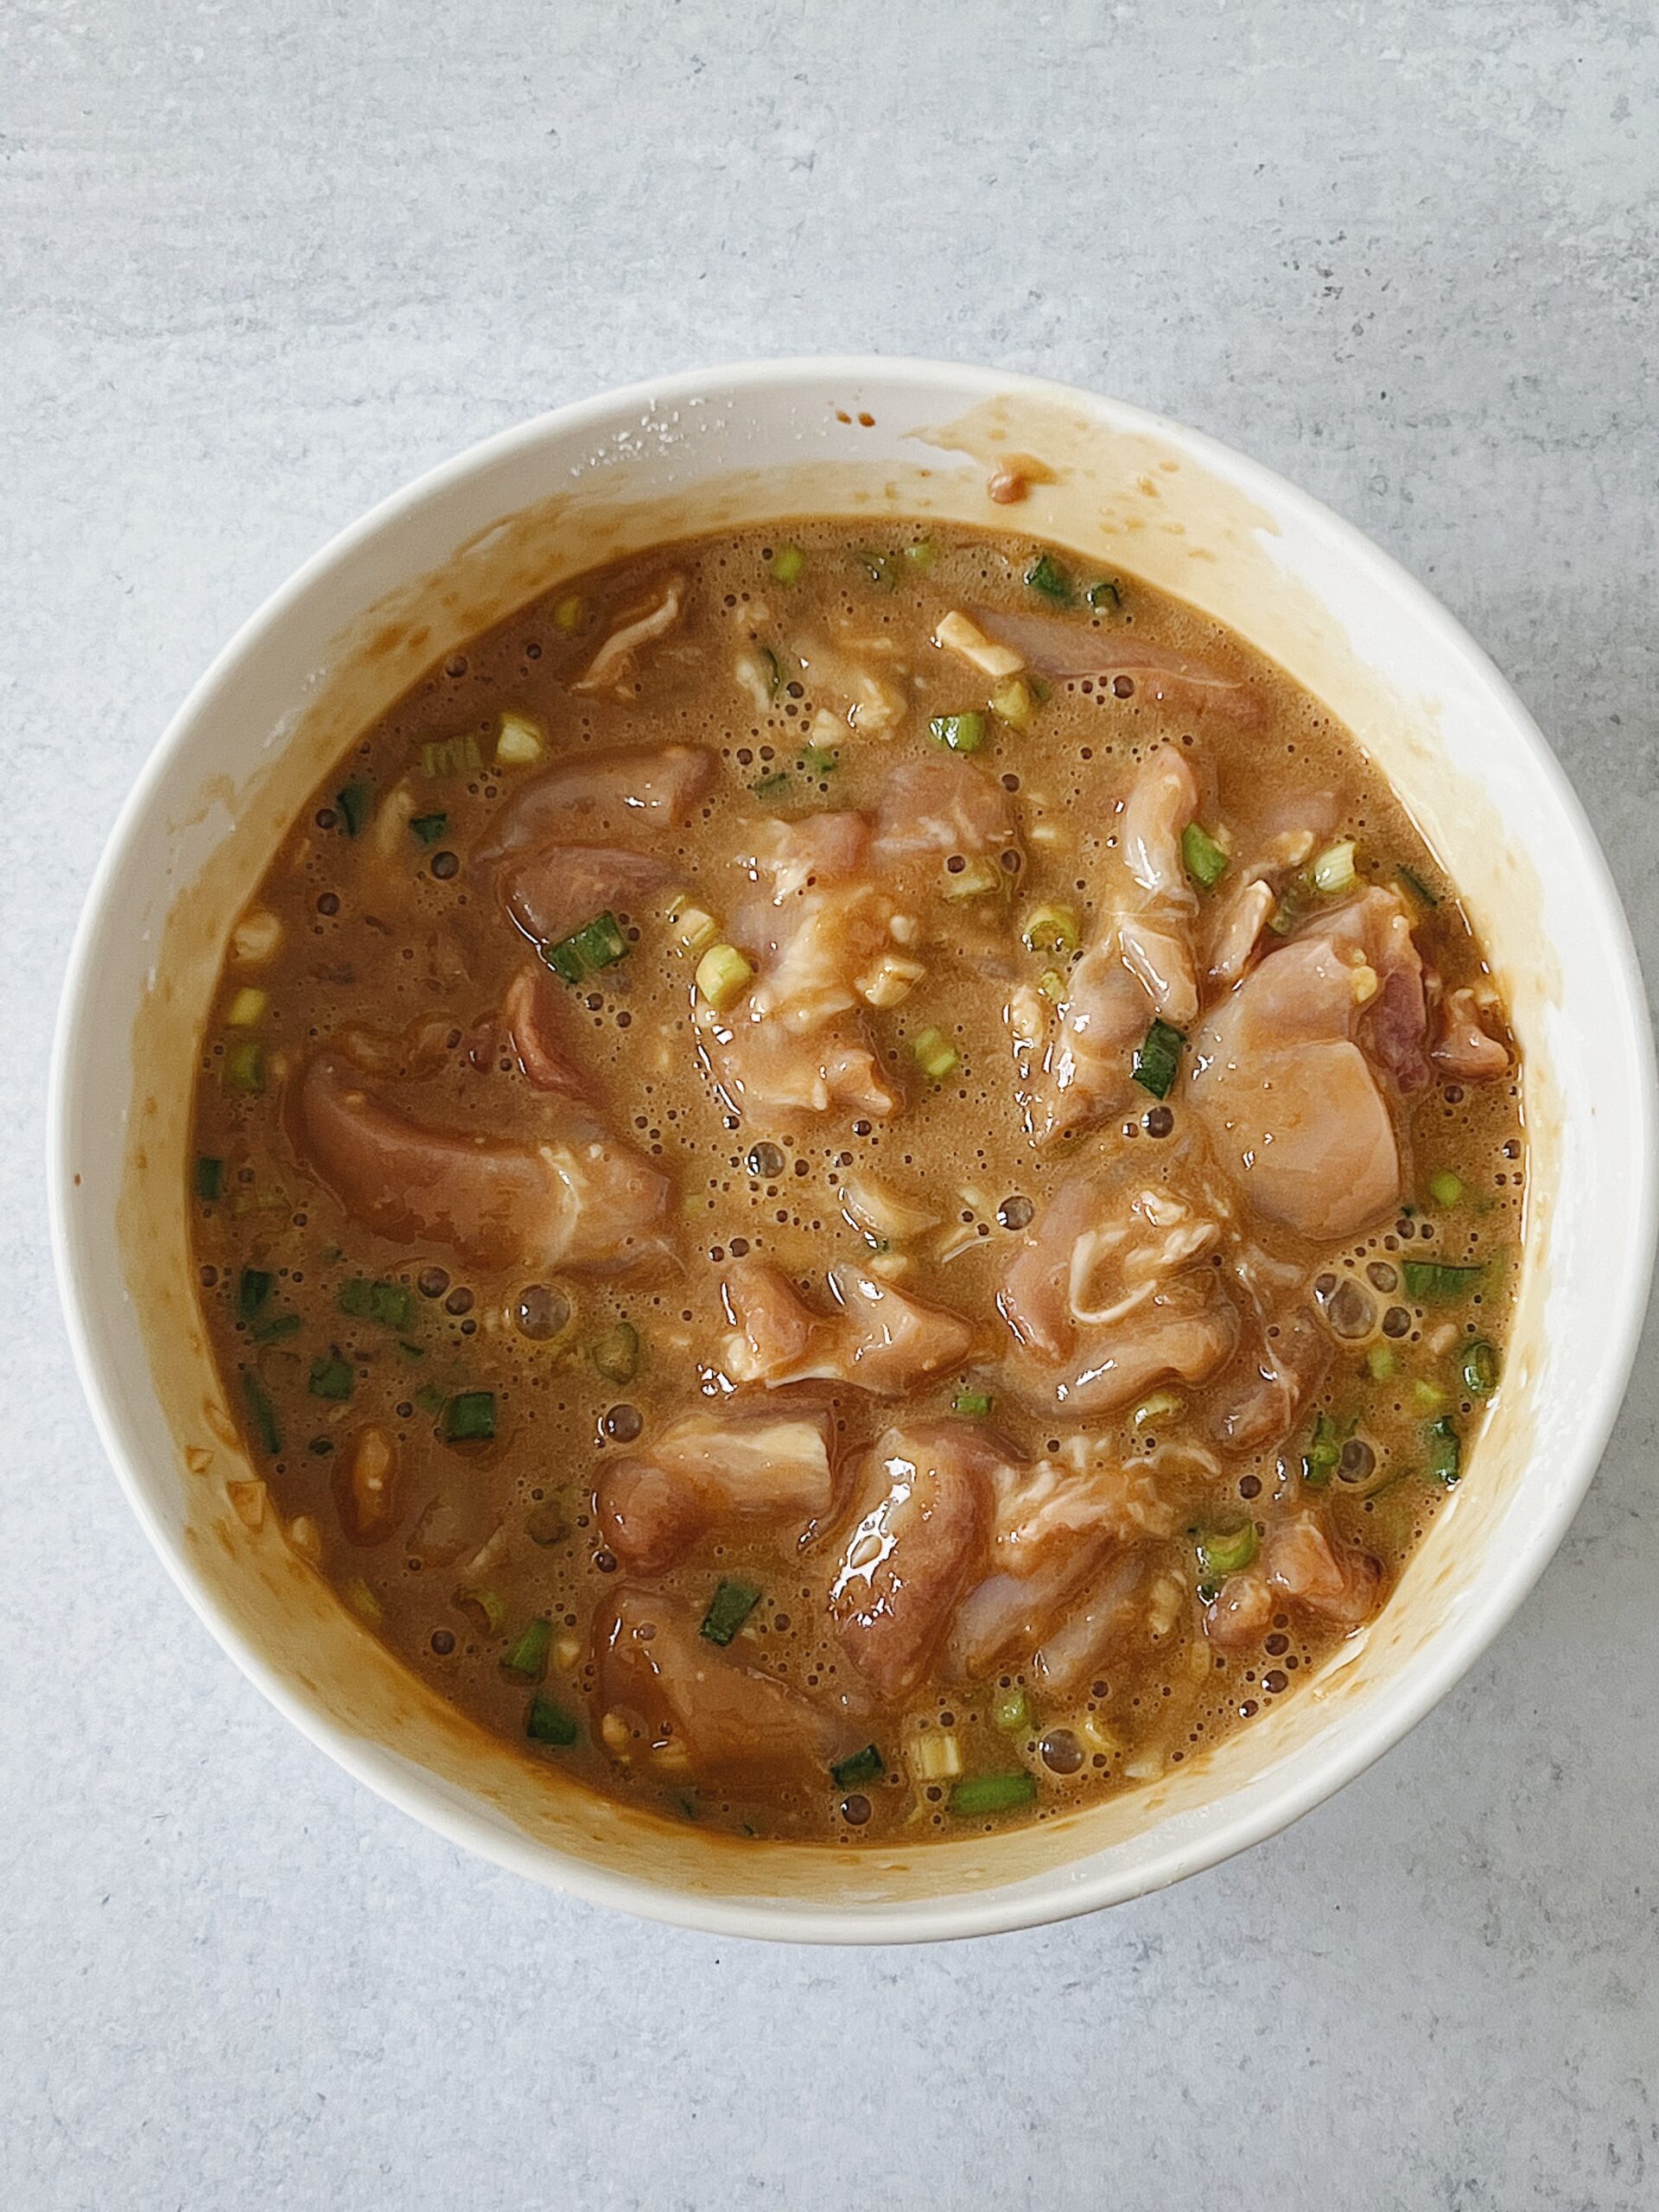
[
  {"x1": 854, "y1": 547, "x2": 899, "y2": 589},
  {"x1": 1461, "y1": 1338, "x2": 1500, "y2": 1396},
  {"x1": 1196, "y1": 1524, "x2": 1258, "y2": 1578},
  {"x1": 454, "y1": 1586, "x2": 507, "y2": 1634},
  {"x1": 1020, "y1": 903, "x2": 1081, "y2": 954},
  {"x1": 940, "y1": 855, "x2": 1001, "y2": 900},
  {"x1": 798, "y1": 742, "x2": 839, "y2": 779},
  {"x1": 543, "y1": 910, "x2": 629, "y2": 984},
  {"x1": 237, "y1": 1268, "x2": 275, "y2": 1322},
  {"x1": 1402, "y1": 1260, "x2": 1484, "y2": 1302},
  {"x1": 948, "y1": 1772, "x2": 1037, "y2": 1817},
  {"x1": 1426, "y1": 1414, "x2": 1462, "y2": 1486},
  {"x1": 901, "y1": 540, "x2": 935, "y2": 571},
  {"x1": 1085, "y1": 576, "x2": 1123, "y2": 612},
  {"x1": 222, "y1": 1039, "x2": 265, "y2": 1096},
  {"x1": 771, "y1": 543, "x2": 806, "y2": 586},
  {"x1": 695, "y1": 942, "x2": 755, "y2": 1013},
  {"x1": 308, "y1": 1347, "x2": 354, "y2": 1402},
  {"x1": 442, "y1": 1390, "x2": 496, "y2": 1444},
  {"x1": 240, "y1": 1370, "x2": 282, "y2": 1456},
  {"x1": 420, "y1": 734, "x2": 481, "y2": 779},
  {"x1": 1367, "y1": 1345, "x2": 1398, "y2": 1381},
  {"x1": 1311, "y1": 838, "x2": 1358, "y2": 895},
  {"x1": 1180, "y1": 822, "x2": 1230, "y2": 891},
  {"x1": 991, "y1": 1688, "x2": 1031, "y2": 1732},
  {"x1": 928, "y1": 711, "x2": 986, "y2": 754},
  {"x1": 1396, "y1": 863, "x2": 1440, "y2": 908},
  {"x1": 410, "y1": 810, "x2": 448, "y2": 846},
  {"x1": 551, "y1": 593, "x2": 585, "y2": 635},
  {"x1": 1302, "y1": 1411, "x2": 1345, "y2": 1486},
  {"x1": 952, "y1": 1390, "x2": 993, "y2": 1418},
  {"x1": 590, "y1": 1321, "x2": 640, "y2": 1386},
  {"x1": 1131, "y1": 1018, "x2": 1185, "y2": 1100},
  {"x1": 334, "y1": 780, "x2": 372, "y2": 836},
  {"x1": 752, "y1": 769, "x2": 791, "y2": 799},
  {"x1": 499, "y1": 1616, "x2": 552, "y2": 1682},
  {"x1": 830, "y1": 1742, "x2": 883, "y2": 1788},
  {"x1": 912, "y1": 1027, "x2": 960, "y2": 1083},
  {"x1": 1413, "y1": 1379, "x2": 1448, "y2": 1414},
  {"x1": 1428, "y1": 1171, "x2": 1465, "y2": 1208},
  {"x1": 339, "y1": 1278, "x2": 415, "y2": 1329},
  {"x1": 701, "y1": 1580, "x2": 761, "y2": 1646},
  {"x1": 250, "y1": 1311, "x2": 300, "y2": 1344},
  {"x1": 194, "y1": 1155, "x2": 224, "y2": 1202},
  {"x1": 1024, "y1": 553, "x2": 1073, "y2": 605},
  {"x1": 989, "y1": 676, "x2": 1037, "y2": 730},
  {"x1": 526, "y1": 1694, "x2": 579, "y2": 1746}
]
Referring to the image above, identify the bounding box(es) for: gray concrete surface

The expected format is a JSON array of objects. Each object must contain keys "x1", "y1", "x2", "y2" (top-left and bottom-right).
[{"x1": 5, "y1": 3, "x2": 1658, "y2": 2206}]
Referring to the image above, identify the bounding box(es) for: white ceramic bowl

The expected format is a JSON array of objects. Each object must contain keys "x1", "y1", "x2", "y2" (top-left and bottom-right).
[{"x1": 50, "y1": 359, "x2": 1656, "y2": 1942}]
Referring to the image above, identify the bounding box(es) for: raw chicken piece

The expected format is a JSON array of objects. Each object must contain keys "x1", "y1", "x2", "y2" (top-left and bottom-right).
[
  {"x1": 474, "y1": 742, "x2": 715, "y2": 868},
  {"x1": 573, "y1": 577, "x2": 685, "y2": 696},
  {"x1": 868, "y1": 756, "x2": 1020, "y2": 874},
  {"x1": 1030, "y1": 1553, "x2": 1154, "y2": 1697},
  {"x1": 830, "y1": 1422, "x2": 998, "y2": 1700},
  {"x1": 596, "y1": 1588, "x2": 855, "y2": 1783},
  {"x1": 998, "y1": 1171, "x2": 1238, "y2": 1415},
  {"x1": 793, "y1": 628, "x2": 908, "y2": 737},
  {"x1": 1015, "y1": 746, "x2": 1201, "y2": 1142},
  {"x1": 500, "y1": 960, "x2": 592, "y2": 1097},
  {"x1": 501, "y1": 846, "x2": 674, "y2": 946},
  {"x1": 1431, "y1": 985, "x2": 1511, "y2": 1081},
  {"x1": 718, "y1": 1260, "x2": 976, "y2": 1395},
  {"x1": 595, "y1": 1407, "x2": 835, "y2": 1573},
  {"x1": 1209, "y1": 1303, "x2": 1331, "y2": 1453},
  {"x1": 1188, "y1": 887, "x2": 1428, "y2": 1241},
  {"x1": 967, "y1": 606, "x2": 1264, "y2": 728},
  {"x1": 1203, "y1": 1510, "x2": 1380, "y2": 1649},
  {"x1": 292, "y1": 1056, "x2": 671, "y2": 1273}
]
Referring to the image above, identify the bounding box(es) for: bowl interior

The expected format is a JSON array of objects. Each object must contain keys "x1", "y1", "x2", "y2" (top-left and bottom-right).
[{"x1": 54, "y1": 362, "x2": 1655, "y2": 1940}]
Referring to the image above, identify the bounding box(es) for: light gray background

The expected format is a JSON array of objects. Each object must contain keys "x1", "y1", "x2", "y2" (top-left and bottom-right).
[{"x1": 5, "y1": 3, "x2": 1656, "y2": 2206}]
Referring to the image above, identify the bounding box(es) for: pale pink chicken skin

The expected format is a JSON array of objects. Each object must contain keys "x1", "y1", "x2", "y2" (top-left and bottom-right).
[
  {"x1": 718, "y1": 1259, "x2": 976, "y2": 1395},
  {"x1": 1204, "y1": 1510, "x2": 1382, "y2": 1650},
  {"x1": 500, "y1": 960, "x2": 593, "y2": 1097},
  {"x1": 291, "y1": 1055, "x2": 671, "y2": 1274},
  {"x1": 868, "y1": 755, "x2": 1020, "y2": 874},
  {"x1": 474, "y1": 741, "x2": 715, "y2": 868},
  {"x1": 967, "y1": 607, "x2": 1266, "y2": 729},
  {"x1": 595, "y1": 1408, "x2": 835, "y2": 1574},
  {"x1": 830, "y1": 1422, "x2": 998, "y2": 1700},
  {"x1": 502, "y1": 846, "x2": 675, "y2": 946},
  {"x1": 1432, "y1": 985, "x2": 1511, "y2": 1081},
  {"x1": 1188, "y1": 887, "x2": 1428, "y2": 1242}
]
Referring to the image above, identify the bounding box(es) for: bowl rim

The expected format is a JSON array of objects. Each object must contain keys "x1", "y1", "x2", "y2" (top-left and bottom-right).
[{"x1": 48, "y1": 354, "x2": 1659, "y2": 1943}]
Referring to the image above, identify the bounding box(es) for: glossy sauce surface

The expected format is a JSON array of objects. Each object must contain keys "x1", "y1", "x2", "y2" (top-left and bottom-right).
[{"x1": 191, "y1": 523, "x2": 1523, "y2": 1843}]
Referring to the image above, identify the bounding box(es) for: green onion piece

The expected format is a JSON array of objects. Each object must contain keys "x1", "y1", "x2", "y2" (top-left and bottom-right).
[
  {"x1": 989, "y1": 676, "x2": 1037, "y2": 731},
  {"x1": 902, "y1": 540, "x2": 935, "y2": 571},
  {"x1": 1020, "y1": 902, "x2": 1081, "y2": 954},
  {"x1": 442, "y1": 1390, "x2": 496, "y2": 1444},
  {"x1": 854, "y1": 547, "x2": 899, "y2": 589},
  {"x1": 454, "y1": 1586, "x2": 507, "y2": 1634},
  {"x1": 551, "y1": 593, "x2": 585, "y2": 635},
  {"x1": 414, "y1": 1384, "x2": 446, "y2": 1416},
  {"x1": 1412, "y1": 1379, "x2": 1447, "y2": 1414},
  {"x1": 952, "y1": 1390, "x2": 993, "y2": 1418},
  {"x1": 223, "y1": 1039, "x2": 265, "y2": 1096},
  {"x1": 339, "y1": 1278, "x2": 415, "y2": 1329},
  {"x1": 1428, "y1": 1171, "x2": 1465, "y2": 1208},
  {"x1": 940, "y1": 855, "x2": 1001, "y2": 900},
  {"x1": 334, "y1": 780, "x2": 372, "y2": 836},
  {"x1": 1402, "y1": 1260, "x2": 1484, "y2": 1302},
  {"x1": 420, "y1": 734, "x2": 481, "y2": 779},
  {"x1": 798, "y1": 743, "x2": 839, "y2": 778},
  {"x1": 928, "y1": 711, "x2": 986, "y2": 754},
  {"x1": 240, "y1": 1370, "x2": 283, "y2": 1456},
  {"x1": 1024, "y1": 553, "x2": 1073, "y2": 604},
  {"x1": 1461, "y1": 1338, "x2": 1500, "y2": 1396},
  {"x1": 1396, "y1": 863, "x2": 1440, "y2": 908},
  {"x1": 525, "y1": 1499, "x2": 569, "y2": 1547},
  {"x1": 912, "y1": 1027, "x2": 960, "y2": 1083},
  {"x1": 526, "y1": 1694, "x2": 579, "y2": 1746},
  {"x1": 308, "y1": 1347, "x2": 354, "y2": 1402},
  {"x1": 1038, "y1": 967, "x2": 1066, "y2": 1005},
  {"x1": 1302, "y1": 1411, "x2": 1343, "y2": 1486},
  {"x1": 250, "y1": 1311, "x2": 300, "y2": 1344},
  {"x1": 948, "y1": 1773, "x2": 1037, "y2": 1817},
  {"x1": 1196, "y1": 1524, "x2": 1258, "y2": 1579},
  {"x1": 752, "y1": 770, "x2": 791, "y2": 799},
  {"x1": 1367, "y1": 1345, "x2": 1398, "y2": 1381},
  {"x1": 410, "y1": 810, "x2": 448, "y2": 846},
  {"x1": 772, "y1": 543, "x2": 806, "y2": 586},
  {"x1": 1085, "y1": 576, "x2": 1123, "y2": 612},
  {"x1": 760, "y1": 645, "x2": 784, "y2": 701},
  {"x1": 700, "y1": 1580, "x2": 761, "y2": 1647},
  {"x1": 1131, "y1": 1389, "x2": 1183, "y2": 1431},
  {"x1": 1131, "y1": 1018, "x2": 1185, "y2": 1100},
  {"x1": 342, "y1": 1576, "x2": 383, "y2": 1626},
  {"x1": 1180, "y1": 822, "x2": 1230, "y2": 891},
  {"x1": 590, "y1": 1320, "x2": 640, "y2": 1386},
  {"x1": 542, "y1": 910, "x2": 629, "y2": 984},
  {"x1": 830, "y1": 1742, "x2": 883, "y2": 1788},
  {"x1": 194, "y1": 1155, "x2": 225, "y2": 1201},
  {"x1": 499, "y1": 1616, "x2": 552, "y2": 1682},
  {"x1": 991, "y1": 1688, "x2": 1031, "y2": 1732},
  {"x1": 1311, "y1": 839, "x2": 1358, "y2": 895},
  {"x1": 1426, "y1": 1414, "x2": 1462, "y2": 1486},
  {"x1": 237, "y1": 1268, "x2": 275, "y2": 1322},
  {"x1": 695, "y1": 942, "x2": 754, "y2": 1013},
  {"x1": 397, "y1": 1339, "x2": 424, "y2": 1362}
]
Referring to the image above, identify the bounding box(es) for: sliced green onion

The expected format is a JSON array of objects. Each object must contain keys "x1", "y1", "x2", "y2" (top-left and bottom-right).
[
  {"x1": 1085, "y1": 576, "x2": 1123, "y2": 612},
  {"x1": 342, "y1": 1576, "x2": 383, "y2": 1625},
  {"x1": 494, "y1": 711, "x2": 543, "y2": 767},
  {"x1": 1396, "y1": 862, "x2": 1440, "y2": 908},
  {"x1": 454, "y1": 1585, "x2": 507, "y2": 1633},
  {"x1": 1428, "y1": 1171, "x2": 1465, "y2": 1208},
  {"x1": 240, "y1": 1370, "x2": 282, "y2": 1456},
  {"x1": 701, "y1": 1580, "x2": 761, "y2": 1647},
  {"x1": 1024, "y1": 553, "x2": 1073, "y2": 605},
  {"x1": 991, "y1": 1688, "x2": 1031, "y2": 1732},
  {"x1": 410, "y1": 810, "x2": 448, "y2": 846},
  {"x1": 334, "y1": 780, "x2": 372, "y2": 836},
  {"x1": 952, "y1": 1390, "x2": 993, "y2": 1418},
  {"x1": 1413, "y1": 1378, "x2": 1448, "y2": 1414},
  {"x1": 499, "y1": 1616, "x2": 552, "y2": 1682},
  {"x1": 543, "y1": 910, "x2": 629, "y2": 984},
  {"x1": 1180, "y1": 822, "x2": 1230, "y2": 891},
  {"x1": 948, "y1": 1772, "x2": 1037, "y2": 1817},
  {"x1": 760, "y1": 645, "x2": 784, "y2": 701},
  {"x1": 771, "y1": 543, "x2": 806, "y2": 586},
  {"x1": 1426, "y1": 1414, "x2": 1462, "y2": 1486},
  {"x1": 308, "y1": 1347, "x2": 354, "y2": 1402},
  {"x1": 420, "y1": 734, "x2": 481, "y2": 779},
  {"x1": 226, "y1": 986, "x2": 267, "y2": 1028},
  {"x1": 1038, "y1": 967, "x2": 1067, "y2": 1005},
  {"x1": 526, "y1": 1694, "x2": 579, "y2": 1746},
  {"x1": 912, "y1": 1027, "x2": 960, "y2": 1083},
  {"x1": 752, "y1": 769, "x2": 791, "y2": 800},
  {"x1": 1402, "y1": 1260, "x2": 1484, "y2": 1302},
  {"x1": 830, "y1": 1742, "x2": 883, "y2": 1788},
  {"x1": 194, "y1": 1155, "x2": 225, "y2": 1202},
  {"x1": 1131, "y1": 1389, "x2": 1183, "y2": 1431},
  {"x1": 1461, "y1": 1338, "x2": 1500, "y2": 1396},
  {"x1": 222, "y1": 1039, "x2": 265, "y2": 1096},
  {"x1": 1196, "y1": 1524, "x2": 1258, "y2": 1578},
  {"x1": 442, "y1": 1390, "x2": 496, "y2": 1443},
  {"x1": 1020, "y1": 902, "x2": 1081, "y2": 954},
  {"x1": 941, "y1": 855, "x2": 1001, "y2": 900},
  {"x1": 414, "y1": 1384, "x2": 447, "y2": 1416},
  {"x1": 590, "y1": 1321, "x2": 640, "y2": 1386},
  {"x1": 237, "y1": 1268, "x2": 275, "y2": 1322},
  {"x1": 798, "y1": 742, "x2": 839, "y2": 778},
  {"x1": 989, "y1": 676, "x2": 1037, "y2": 730},
  {"x1": 339, "y1": 1278, "x2": 415, "y2": 1330},
  {"x1": 1311, "y1": 839, "x2": 1358, "y2": 895},
  {"x1": 928, "y1": 711, "x2": 986, "y2": 754},
  {"x1": 1131, "y1": 1018, "x2": 1185, "y2": 1100},
  {"x1": 397, "y1": 1338, "x2": 424, "y2": 1362},
  {"x1": 1302, "y1": 1411, "x2": 1344, "y2": 1486},
  {"x1": 695, "y1": 942, "x2": 754, "y2": 1013},
  {"x1": 250, "y1": 1311, "x2": 300, "y2": 1344},
  {"x1": 551, "y1": 592, "x2": 586, "y2": 634},
  {"x1": 854, "y1": 547, "x2": 899, "y2": 589},
  {"x1": 901, "y1": 540, "x2": 935, "y2": 571},
  {"x1": 1367, "y1": 1345, "x2": 1398, "y2": 1381}
]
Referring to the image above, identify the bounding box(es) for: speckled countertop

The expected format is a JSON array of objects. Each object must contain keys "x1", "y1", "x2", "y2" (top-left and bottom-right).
[{"x1": 5, "y1": 3, "x2": 1658, "y2": 2205}]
